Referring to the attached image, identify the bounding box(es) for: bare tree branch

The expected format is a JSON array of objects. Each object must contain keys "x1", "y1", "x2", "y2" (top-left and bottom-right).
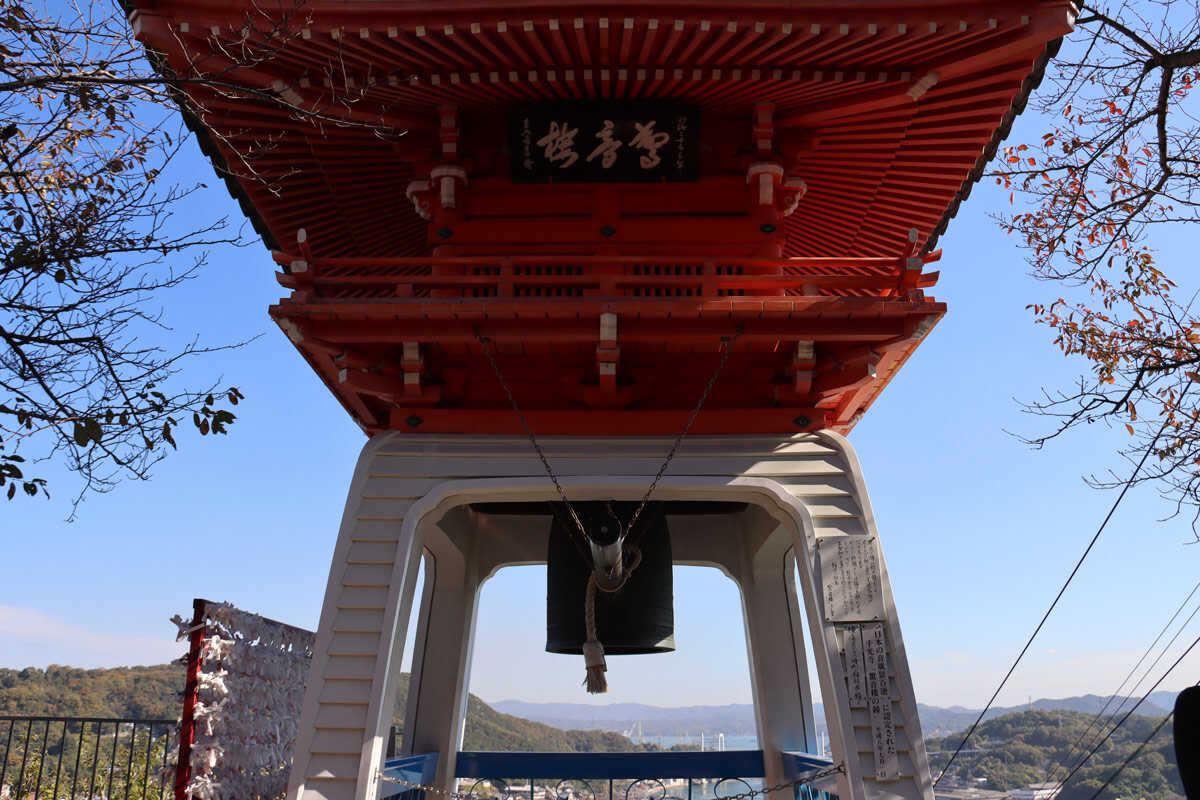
[
  {"x1": 996, "y1": 1, "x2": 1200, "y2": 526},
  {"x1": 0, "y1": 0, "x2": 387, "y2": 515}
]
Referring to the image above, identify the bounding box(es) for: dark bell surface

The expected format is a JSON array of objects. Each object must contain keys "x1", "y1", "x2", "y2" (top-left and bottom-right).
[{"x1": 546, "y1": 501, "x2": 674, "y2": 655}]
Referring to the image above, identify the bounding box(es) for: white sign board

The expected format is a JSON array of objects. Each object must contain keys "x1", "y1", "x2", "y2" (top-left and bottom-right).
[
  {"x1": 841, "y1": 625, "x2": 868, "y2": 708},
  {"x1": 818, "y1": 536, "x2": 885, "y2": 623},
  {"x1": 862, "y1": 623, "x2": 900, "y2": 780}
]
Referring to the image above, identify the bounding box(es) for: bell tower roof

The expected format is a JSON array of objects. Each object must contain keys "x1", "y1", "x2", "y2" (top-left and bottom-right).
[{"x1": 127, "y1": 0, "x2": 1072, "y2": 433}]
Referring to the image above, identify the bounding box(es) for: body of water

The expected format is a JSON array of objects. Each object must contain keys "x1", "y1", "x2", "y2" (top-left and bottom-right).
[{"x1": 631, "y1": 734, "x2": 758, "y2": 750}]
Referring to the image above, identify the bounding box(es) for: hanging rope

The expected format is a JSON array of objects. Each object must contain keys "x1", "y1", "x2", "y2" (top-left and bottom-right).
[{"x1": 582, "y1": 545, "x2": 643, "y2": 693}]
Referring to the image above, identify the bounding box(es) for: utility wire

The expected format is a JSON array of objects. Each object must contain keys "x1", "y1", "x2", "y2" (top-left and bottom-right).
[
  {"x1": 1109, "y1": 599, "x2": 1200, "y2": 714},
  {"x1": 934, "y1": 410, "x2": 1178, "y2": 786},
  {"x1": 1049, "y1": 630, "x2": 1200, "y2": 798},
  {"x1": 1045, "y1": 575, "x2": 1200, "y2": 784},
  {"x1": 1063, "y1": 589, "x2": 1200, "y2": 776},
  {"x1": 1080, "y1": 712, "x2": 1173, "y2": 800}
]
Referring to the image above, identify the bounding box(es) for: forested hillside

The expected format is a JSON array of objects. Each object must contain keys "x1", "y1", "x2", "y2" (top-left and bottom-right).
[
  {"x1": 0, "y1": 665, "x2": 185, "y2": 718},
  {"x1": 927, "y1": 710, "x2": 1182, "y2": 800},
  {"x1": 391, "y1": 672, "x2": 656, "y2": 752},
  {"x1": 0, "y1": 665, "x2": 650, "y2": 752}
]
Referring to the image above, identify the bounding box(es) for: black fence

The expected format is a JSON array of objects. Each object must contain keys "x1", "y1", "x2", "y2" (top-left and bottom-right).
[{"x1": 0, "y1": 716, "x2": 177, "y2": 800}]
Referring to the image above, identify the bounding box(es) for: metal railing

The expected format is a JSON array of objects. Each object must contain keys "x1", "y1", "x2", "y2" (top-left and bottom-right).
[
  {"x1": 381, "y1": 750, "x2": 838, "y2": 800},
  {"x1": 0, "y1": 716, "x2": 177, "y2": 800}
]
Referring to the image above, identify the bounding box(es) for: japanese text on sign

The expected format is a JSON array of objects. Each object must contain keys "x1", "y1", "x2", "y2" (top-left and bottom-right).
[
  {"x1": 818, "y1": 536, "x2": 885, "y2": 623},
  {"x1": 841, "y1": 625, "x2": 868, "y2": 708},
  {"x1": 862, "y1": 623, "x2": 900, "y2": 780},
  {"x1": 511, "y1": 103, "x2": 699, "y2": 182}
]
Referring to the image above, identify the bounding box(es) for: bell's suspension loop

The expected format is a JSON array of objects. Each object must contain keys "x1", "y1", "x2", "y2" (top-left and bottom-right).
[{"x1": 588, "y1": 537, "x2": 626, "y2": 590}]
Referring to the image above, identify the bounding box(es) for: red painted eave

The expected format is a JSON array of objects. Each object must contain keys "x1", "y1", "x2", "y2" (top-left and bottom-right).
[
  {"x1": 124, "y1": 0, "x2": 1069, "y2": 434},
  {"x1": 129, "y1": 0, "x2": 1073, "y2": 261}
]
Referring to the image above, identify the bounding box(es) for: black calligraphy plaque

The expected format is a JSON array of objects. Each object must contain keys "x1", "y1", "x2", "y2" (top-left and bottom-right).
[{"x1": 509, "y1": 102, "x2": 700, "y2": 183}]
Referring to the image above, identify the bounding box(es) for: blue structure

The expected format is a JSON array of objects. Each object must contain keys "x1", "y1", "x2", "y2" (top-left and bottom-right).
[{"x1": 382, "y1": 750, "x2": 836, "y2": 800}]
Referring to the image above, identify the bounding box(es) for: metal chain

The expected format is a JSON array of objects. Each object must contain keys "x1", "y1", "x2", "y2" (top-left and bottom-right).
[
  {"x1": 621, "y1": 328, "x2": 742, "y2": 539},
  {"x1": 378, "y1": 761, "x2": 844, "y2": 800},
  {"x1": 474, "y1": 326, "x2": 742, "y2": 544},
  {"x1": 475, "y1": 328, "x2": 590, "y2": 542}
]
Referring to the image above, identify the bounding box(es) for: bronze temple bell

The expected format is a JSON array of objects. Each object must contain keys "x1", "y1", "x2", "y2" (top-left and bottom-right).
[{"x1": 546, "y1": 501, "x2": 675, "y2": 655}]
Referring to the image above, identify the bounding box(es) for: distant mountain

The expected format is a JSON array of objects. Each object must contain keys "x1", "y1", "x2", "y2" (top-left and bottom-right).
[
  {"x1": 490, "y1": 700, "x2": 768, "y2": 737},
  {"x1": 918, "y1": 693, "x2": 1172, "y2": 736},
  {"x1": 915, "y1": 704, "x2": 979, "y2": 737},
  {"x1": 391, "y1": 674, "x2": 660, "y2": 752},
  {"x1": 492, "y1": 692, "x2": 1176, "y2": 740},
  {"x1": 1148, "y1": 688, "x2": 1182, "y2": 712}
]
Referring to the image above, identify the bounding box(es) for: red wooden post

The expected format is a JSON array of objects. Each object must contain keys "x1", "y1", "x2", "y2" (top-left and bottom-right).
[{"x1": 174, "y1": 598, "x2": 206, "y2": 800}]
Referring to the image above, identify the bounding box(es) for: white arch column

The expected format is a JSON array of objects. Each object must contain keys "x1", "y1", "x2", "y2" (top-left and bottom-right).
[
  {"x1": 401, "y1": 523, "x2": 485, "y2": 789},
  {"x1": 284, "y1": 433, "x2": 934, "y2": 800},
  {"x1": 741, "y1": 539, "x2": 820, "y2": 780}
]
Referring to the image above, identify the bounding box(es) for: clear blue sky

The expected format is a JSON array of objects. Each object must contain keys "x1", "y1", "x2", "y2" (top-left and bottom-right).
[{"x1": 3, "y1": 99, "x2": 1199, "y2": 714}]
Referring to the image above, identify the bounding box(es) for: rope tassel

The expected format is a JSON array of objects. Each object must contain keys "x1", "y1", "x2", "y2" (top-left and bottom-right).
[
  {"x1": 582, "y1": 640, "x2": 607, "y2": 694},
  {"x1": 581, "y1": 546, "x2": 642, "y2": 694},
  {"x1": 583, "y1": 575, "x2": 608, "y2": 693}
]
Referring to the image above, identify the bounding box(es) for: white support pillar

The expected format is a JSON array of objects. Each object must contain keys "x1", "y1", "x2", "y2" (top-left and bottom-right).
[
  {"x1": 740, "y1": 545, "x2": 819, "y2": 793},
  {"x1": 672, "y1": 508, "x2": 818, "y2": 798},
  {"x1": 401, "y1": 520, "x2": 486, "y2": 791}
]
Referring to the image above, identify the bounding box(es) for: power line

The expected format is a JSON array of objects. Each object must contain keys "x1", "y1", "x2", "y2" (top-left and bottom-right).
[
  {"x1": 1045, "y1": 576, "x2": 1200, "y2": 784},
  {"x1": 1063, "y1": 589, "x2": 1200, "y2": 777},
  {"x1": 1080, "y1": 712, "x2": 1173, "y2": 800},
  {"x1": 933, "y1": 411, "x2": 1177, "y2": 786},
  {"x1": 1050, "y1": 630, "x2": 1200, "y2": 798}
]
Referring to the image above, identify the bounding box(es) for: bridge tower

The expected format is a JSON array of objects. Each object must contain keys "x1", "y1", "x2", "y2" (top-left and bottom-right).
[{"x1": 127, "y1": 3, "x2": 1073, "y2": 800}]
